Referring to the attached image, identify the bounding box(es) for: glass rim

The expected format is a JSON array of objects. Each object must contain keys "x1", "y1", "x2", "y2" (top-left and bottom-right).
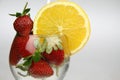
[{"x1": 32, "y1": 33, "x2": 64, "y2": 38}]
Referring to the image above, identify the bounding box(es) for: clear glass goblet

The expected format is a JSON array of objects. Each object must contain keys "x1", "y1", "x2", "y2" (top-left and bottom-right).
[{"x1": 9, "y1": 34, "x2": 70, "y2": 80}]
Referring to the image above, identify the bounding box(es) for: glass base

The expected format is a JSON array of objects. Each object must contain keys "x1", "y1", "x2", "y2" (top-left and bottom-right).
[{"x1": 10, "y1": 57, "x2": 70, "y2": 80}]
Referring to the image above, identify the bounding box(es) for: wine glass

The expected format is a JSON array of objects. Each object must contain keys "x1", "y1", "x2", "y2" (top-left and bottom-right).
[{"x1": 9, "y1": 34, "x2": 70, "y2": 80}]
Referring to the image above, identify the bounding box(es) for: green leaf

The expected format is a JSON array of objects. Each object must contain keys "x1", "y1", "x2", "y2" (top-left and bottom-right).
[
  {"x1": 16, "y1": 65, "x2": 28, "y2": 71},
  {"x1": 23, "y1": 55, "x2": 32, "y2": 60},
  {"x1": 23, "y1": 59, "x2": 32, "y2": 67},
  {"x1": 16, "y1": 12, "x2": 22, "y2": 17},
  {"x1": 9, "y1": 14, "x2": 16, "y2": 16},
  {"x1": 9, "y1": 12, "x2": 22, "y2": 17},
  {"x1": 22, "y1": 2, "x2": 28, "y2": 14},
  {"x1": 28, "y1": 13, "x2": 30, "y2": 17},
  {"x1": 23, "y1": 8, "x2": 30, "y2": 15},
  {"x1": 9, "y1": 2, "x2": 31, "y2": 17},
  {"x1": 32, "y1": 51, "x2": 40, "y2": 62}
]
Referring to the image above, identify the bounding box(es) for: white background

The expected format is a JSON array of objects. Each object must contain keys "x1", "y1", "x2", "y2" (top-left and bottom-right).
[{"x1": 0, "y1": 0, "x2": 120, "y2": 80}]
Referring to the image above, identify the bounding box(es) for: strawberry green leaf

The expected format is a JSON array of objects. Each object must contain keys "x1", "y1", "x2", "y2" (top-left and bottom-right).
[
  {"x1": 16, "y1": 12, "x2": 22, "y2": 17},
  {"x1": 9, "y1": 2, "x2": 31, "y2": 17},
  {"x1": 23, "y1": 8, "x2": 30, "y2": 15},
  {"x1": 9, "y1": 12, "x2": 22, "y2": 17},
  {"x1": 22, "y1": 2, "x2": 28, "y2": 14},
  {"x1": 23, "y1": 59, "x2": 32, "y2": 68},
  {"x1": 23, "y1": 55, "x2": 32, "y2": 60},
  {"x1": 16, "y1": 64, "x2": 28, "y2": 71},
  {"x1": 9, "y1": 14, "x2": 16, "y2": 16},
  {"x1": 32, "y1": 51, "x2": 41, "y2": 62},
  {"x1": 28, "y1": 13, "x2": 30, "y2": 17}
]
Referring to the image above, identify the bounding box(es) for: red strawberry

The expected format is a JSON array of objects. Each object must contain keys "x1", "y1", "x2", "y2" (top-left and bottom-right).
[
  {"x1": 10, "y1": 2, "x2": 33, "y2": 36},
  {"x1": 13, "y1": 15, "x2": 33, "y2": 36},
  {"x1": 13, "y1": 36, "x2": 33, "y2": 57},
  {"x1": 9, "y1": 35, "x2": 33, "y2": 65},
  {"x1": 28, "y1": 60, "x2": 54, "y2": 78},
  {"x1": 9, "y1": 35, "x2": 37, "y2": 65},
  {"x1": 9, "y1": 40, "x2": 22, "y2": 65},
  {"x1": 43, "y1": 49, "x2": 64, "y2": 65},
  {"x1": 9, "y1": 35, "x2": 29, "y2": 65},
  {"x1": 9, "y1": 2, "x2": 34, "y2": 65}
]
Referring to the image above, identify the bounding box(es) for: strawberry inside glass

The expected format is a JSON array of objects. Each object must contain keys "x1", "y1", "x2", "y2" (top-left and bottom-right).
[{"x1": 9, "y1": 2, "x2": 70, "y2": 80}]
